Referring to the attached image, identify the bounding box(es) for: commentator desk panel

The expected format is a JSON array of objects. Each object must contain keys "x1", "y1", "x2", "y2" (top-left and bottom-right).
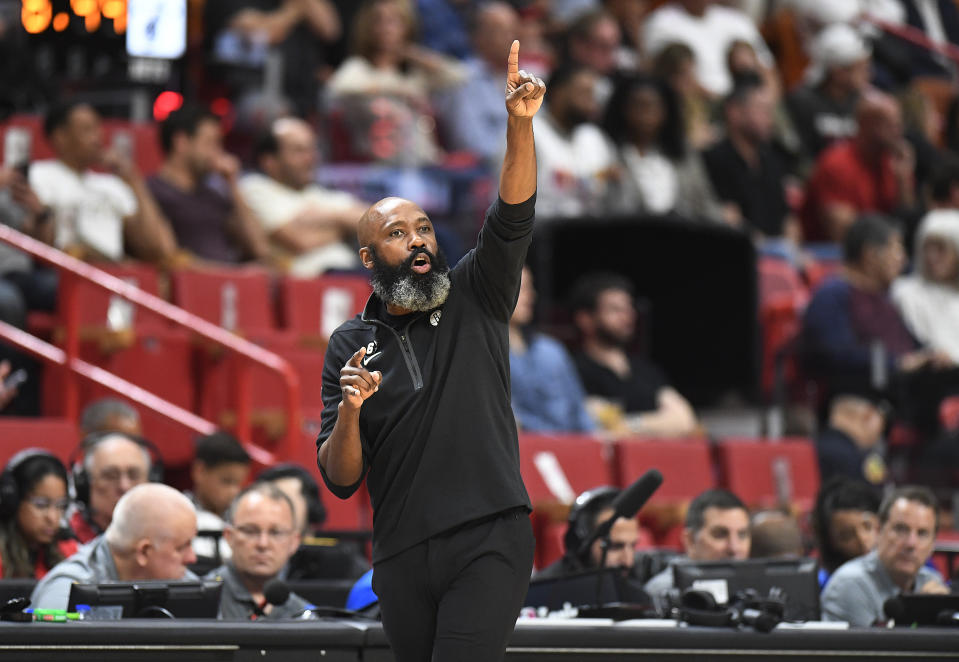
[{"x1": 2, "y1": 621, "x2": 959, "y2": 661}]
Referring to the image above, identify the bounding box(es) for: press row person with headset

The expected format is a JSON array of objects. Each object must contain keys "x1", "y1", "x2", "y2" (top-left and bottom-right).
[
  {"x1": 0, "y1": 449, "x2": 78, "y2": 579},
  {"x1": 67, "y1": 431, "x2": 164, "y2": 543}
]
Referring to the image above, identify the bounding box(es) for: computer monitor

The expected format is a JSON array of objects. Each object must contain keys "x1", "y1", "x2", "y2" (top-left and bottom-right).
[
  {"x1": 890, "y1": 594, "x2": 959, "y2": 626},
  {"x1": 525, "y1": 568, "x2": 645, "y2": 611},
  {"x1": 672, "y1": 557, "x2": 820, "y2": 622},
  {"x1": 67, "y1": 580, "x2": 223, "y2": 619}
]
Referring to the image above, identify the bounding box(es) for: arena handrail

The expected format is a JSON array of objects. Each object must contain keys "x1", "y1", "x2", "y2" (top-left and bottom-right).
[{"x1": 0, "y1": 224, "x2": 301, "y2": 464}]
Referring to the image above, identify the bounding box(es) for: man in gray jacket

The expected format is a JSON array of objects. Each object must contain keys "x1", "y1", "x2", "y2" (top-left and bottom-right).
[
  {"x1": 822, "y1": 486, "x2": 947, "y2": 626},
  {"x1": 31, "y1": 483, "x2": 198, "y2": 610}
]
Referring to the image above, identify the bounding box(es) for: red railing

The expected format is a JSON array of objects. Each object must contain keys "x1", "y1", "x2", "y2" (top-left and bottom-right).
[{"x1": 0, "y1": 225, "x2": 302, "y2": 464}]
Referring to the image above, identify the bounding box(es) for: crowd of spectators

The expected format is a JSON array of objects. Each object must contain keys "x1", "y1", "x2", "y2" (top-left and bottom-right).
[{"x1": 0, "y1": 0, "x2": 959, "y2": 627}]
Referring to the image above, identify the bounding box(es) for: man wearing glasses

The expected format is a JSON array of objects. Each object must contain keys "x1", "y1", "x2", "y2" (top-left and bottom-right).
[
  {"x1": 822, "y1": 486, "x2": 948, "y2": 626},
  {"x1": 69, "y1": 433, "x2": 155, "y2": 543},
  {"x1": 206, "y1": 483, "x2": 311, "y2": 620}
]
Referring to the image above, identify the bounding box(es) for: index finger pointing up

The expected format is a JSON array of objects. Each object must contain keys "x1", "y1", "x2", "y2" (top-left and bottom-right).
[{"x1": 507, "y1": 40, "x2": 520, "y2": 84}]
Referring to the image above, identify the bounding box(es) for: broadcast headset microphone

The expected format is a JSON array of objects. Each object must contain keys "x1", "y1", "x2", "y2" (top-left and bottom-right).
[
  {"x1": 251, "y1": 579, "x2": 291, "y2": 620},
  {"x1": 576, "y1": 468, "x2": 664, "y2": 560}
]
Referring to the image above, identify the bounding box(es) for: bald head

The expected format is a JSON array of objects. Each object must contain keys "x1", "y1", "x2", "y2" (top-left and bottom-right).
[
  {"x1": 357, "y1": 197, "x2": 426, "y2": 248},
  {"x1": 105, "y1": 483, "x2": 196, "y2": 552}
]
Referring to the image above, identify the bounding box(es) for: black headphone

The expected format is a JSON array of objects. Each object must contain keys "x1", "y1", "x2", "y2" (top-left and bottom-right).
[
  {"x1": 564, "y1": 486, "x2": 621, "y2": 566},
  {"x1": 0, "y1": 448, "x2": 65, "y2": 521},
  {"x1": 69, "y1": 431, "x2": 165, "y2": 507}
]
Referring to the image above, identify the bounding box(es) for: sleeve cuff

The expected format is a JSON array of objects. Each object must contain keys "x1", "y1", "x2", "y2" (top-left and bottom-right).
[{"x1": 495, "y1": 192, "x2": 537, "y2": 222}]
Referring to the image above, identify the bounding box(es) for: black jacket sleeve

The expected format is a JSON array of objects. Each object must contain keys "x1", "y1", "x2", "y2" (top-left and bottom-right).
[
  {"x1": 315, "y1": 329, "x2": 368, "y2": 500},
  {"x1": 459, "y1": 194, "x2": 536, "y2": 322}
]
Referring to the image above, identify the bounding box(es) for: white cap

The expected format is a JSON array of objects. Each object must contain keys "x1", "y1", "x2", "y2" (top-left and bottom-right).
[{"x1": 813, "y1": 23, "x2": 871, "y2": 69}]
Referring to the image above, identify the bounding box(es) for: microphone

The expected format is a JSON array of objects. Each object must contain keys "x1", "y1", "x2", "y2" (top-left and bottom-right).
[
  {"x1": 251, "y1": 579, "x2": 291, "y2": 620},
  {"x1": 577, "y1": 469, "x2": 663, "y2": 558}
]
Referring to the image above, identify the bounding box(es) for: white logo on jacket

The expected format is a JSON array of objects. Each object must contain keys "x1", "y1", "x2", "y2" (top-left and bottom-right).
[{"x1": 430, "y1": 310, "x2": 442, "y2": 327}]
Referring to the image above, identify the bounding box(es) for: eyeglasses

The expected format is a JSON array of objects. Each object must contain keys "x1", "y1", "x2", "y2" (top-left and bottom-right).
[
  {"x1": 26, "y1": 497, "x2": 70, "y2": 512},
  {"x1": 94, "y1": 467, "x2": 146, "y2": 484},
  {"x1": 232, "y1": 525, "x2": 294, "y2": 543}
]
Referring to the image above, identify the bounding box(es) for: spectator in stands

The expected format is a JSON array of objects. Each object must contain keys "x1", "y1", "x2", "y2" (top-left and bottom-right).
[
  {"x1": 240, "y1": 117, "x2": 364, "y2": 277},
  {"x1": 533, "y1": 64, "x2": 618, "y2": 219},
  {"x1": 813, "y1": 477, "x2": 881, "y2": 588},
  {"x1": 641, "y1": 0, "x2": 774, "y2": 97},
  {"x1": 509, "y1": 266, "x2": 595, "y2": 433},
  {"x1": 68, "y1": 432, "x2": 155, "y2": 543},
  {"x1": 703, "y1": 74, "x2": 798, "y2": 241},
  {"x1": 599, "y1": 0, "x2": 647, "y2": 71},
  {"x1": 206, "y1": 483, "x2": 311, "y2": 619},
  {"x1": 0, "y1": 166, "x2": 57, "y2": 330},
  {"x1": 79, "y1": 398, "x2": 142, "y2": 438},
  {"x1": 31, "y1": 483, "x2": 198, "y2": 610},
  {"x1": 326, "y1": 0, "x2": 466, "y2": 166},
  {"x1": 603, "y1": 73, "x2": 725, "y2": 222},
  {"x1": 0, "y1": 450, "x2": 78, "y2": 578},
  {"x1": 571, "y1": 273, "x2": 698, "y2": 438},
  {"x1": 816, "y1": 392, "x2": 889, "y2": 486},
  {"x1": 801, "y1": 91, "x2": 917, "y2": 242},
  {"x1": 563, "y1": 9, "x2": 623, "y2": 105},
  {"x1": 786, "y1": 23, "x2": 871, "y2": 163},
  {"x1": 892, "y1": 210, "x2": 959, "y2": 363},
  {"x1": 652, "y1": 42, "x2": 715, "y2": 150},
  {"x1": 749, "y1": 510, "x2": 803, "y2": 559},
  {"x1": 536, "y1": 486, "x2": 651, "y2": 603},
  {"x1": 822, "y1": 486, "x2": 947, "y2": 626},
  {"x1": 644, "y1": 489, "x2": 751, "y2": 599},
  {"x1": 203, "y1": 0, "x2": 342, "y2": 116},
  {"x1": 28, "y1": 101, "x2": 176, "y2": 264},
  {"x1": 149, "y1": 106, "x2": 269, "y2": 265},
  {"x1": 438, "y1": 2, "x2": 519, "y2": 164},
  {"x1": 801, "y1": 214, "x2": 954, "y2": 430},
  {"x1": 187, "y1": 432, "x2": 251, "y2": 564},
  {"x1": 258, "y1": 464, "x2": 369, "y2": 580}
]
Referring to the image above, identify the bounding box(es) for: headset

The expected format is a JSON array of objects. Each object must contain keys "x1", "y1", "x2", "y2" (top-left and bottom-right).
[
  {"x1": 68, "y1": 431, "x2": 165, "y2": 508},
  {"x1": 563, "y1": 486, "x2": 621, "y2": 567},
  {"x1": 0, "y1": 448, "x2": 65, "y2": 520}
]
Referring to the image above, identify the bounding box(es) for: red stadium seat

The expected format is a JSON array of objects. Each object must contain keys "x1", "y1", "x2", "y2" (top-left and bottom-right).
[
  {"x1": 170, "y1": 266, "x2": 278, "y2": 337},
  {"x1": 612, "y1": 438, "x2": 715, "y2": 548},
  {"x1": 0, "y1": 418, "x2": 79, "y2": 467},
  {"x1": 518, "y1": 434, "x2": 613, "y2": 506},
  {"x1": 716, "y1": 438, "x2": 820, "y2": 512},
  {"x1": 279, "y1": 274, "x2": 371, "y2": 341},
  {"x1": 72, "y1": 262, "x2": 166, "y2": 333}
]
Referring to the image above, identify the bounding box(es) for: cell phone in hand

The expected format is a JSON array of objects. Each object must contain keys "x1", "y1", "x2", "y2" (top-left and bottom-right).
[{"x1": 3, "y1": 368, "x2": 27, "y2": 391}]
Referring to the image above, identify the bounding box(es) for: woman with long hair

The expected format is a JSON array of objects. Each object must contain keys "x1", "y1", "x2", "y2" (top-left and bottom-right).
[
  {"x1": 0, "y1": 450, "x2": 77, "y2": 578},
  {"x1": 602, "y1": 73, "x2": 725, "y2": 223}
]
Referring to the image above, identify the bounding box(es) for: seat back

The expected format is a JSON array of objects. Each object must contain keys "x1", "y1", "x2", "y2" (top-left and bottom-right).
[
  {"x1": 170, "y1": 266, "x2": 276, "y2": 336},
  {"x1": 0, "y1": 418, "x2": 79, "y2": 467},
  {"x1": 716, "y1": 438, "x2": 820, "y2": 511},
  {"x1": 518, "y1": 434, "x2": 613, "y2": 506},
  {"x1": 279, "y1": 274, "x2": 371, "y2": 339}
]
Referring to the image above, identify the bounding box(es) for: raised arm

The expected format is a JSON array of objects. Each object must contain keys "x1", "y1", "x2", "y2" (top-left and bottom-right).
[{"x1": 499, "y1": 40, "x2": 545, "y2": 205}]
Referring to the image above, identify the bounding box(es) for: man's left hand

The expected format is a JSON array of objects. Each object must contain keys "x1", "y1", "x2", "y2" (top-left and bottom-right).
[
  {"x1": 919, "y1": 579, "x2": 950, "y2": 595},
  {"x1": 505, "y1": 40, "x2": 546, "y2": 119}
]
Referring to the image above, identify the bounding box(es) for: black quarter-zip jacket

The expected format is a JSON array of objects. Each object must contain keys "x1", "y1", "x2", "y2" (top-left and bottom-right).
[{"x1": 316, "y1": 195, "x2": 535, "y2": 563}]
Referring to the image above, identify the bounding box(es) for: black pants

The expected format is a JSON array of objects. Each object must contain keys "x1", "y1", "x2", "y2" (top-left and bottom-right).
[{"x1": 372, "y1": 507, "x2": 535, "y2": 662}]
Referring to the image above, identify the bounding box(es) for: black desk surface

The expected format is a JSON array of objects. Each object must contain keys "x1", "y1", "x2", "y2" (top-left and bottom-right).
[{"x1": 2, "y1": 620, "x2": 959, "y2": 661}]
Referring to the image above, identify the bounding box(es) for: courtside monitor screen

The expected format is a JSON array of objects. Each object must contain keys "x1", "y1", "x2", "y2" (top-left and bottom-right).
[
  {"x1": 68, "y1": 580, "x2": 223, "y2": 619},
  {"x1": 673, "y1": 557, "x2": 820, "y2": 622},
  {"x1": 525, "y1": 568, "x2": 626, "y2": 611}
]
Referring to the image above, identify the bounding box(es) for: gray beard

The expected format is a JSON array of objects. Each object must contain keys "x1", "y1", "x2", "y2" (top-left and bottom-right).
[{"x1": 372, "y1": 271, "x2": 451, "y2": 312}]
